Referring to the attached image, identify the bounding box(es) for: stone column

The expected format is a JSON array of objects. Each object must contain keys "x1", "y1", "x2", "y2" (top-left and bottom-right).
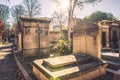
[
  {"x1": 98, "y1": 26, "x2": 102, "y2": 59},
  {"x1": 110, "y1": 30, "x2": 113, "y2": 48},
  {"x1": 106, "y1": 29, "x2": 109, "y2": 48}
]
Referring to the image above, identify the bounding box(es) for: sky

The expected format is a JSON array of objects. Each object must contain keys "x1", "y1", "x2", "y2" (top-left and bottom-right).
[{"x1": 0, "y1": 0, "x2": 120, "y2": 20}]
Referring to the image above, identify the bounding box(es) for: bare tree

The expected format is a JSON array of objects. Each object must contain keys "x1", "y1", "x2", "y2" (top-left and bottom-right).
[
  {"x1": 22, "y1": 0, "x2": 41, "y2": 17},
  {"x1": 11, "y1": 5, "x2": 25, "y2": 23},
  {"x1": 67, "y1": 0, "x2": 101, "y2": 40},
  {"x1": 68, "y1": 0, "x2": 101, "y2": 18},
  {"x1": 52, "y1": 10, "x2": 67, "y2": 31},
  {"x1": 53, "y1": 0, "x2": 102, "y2": 41},
  {"x1": 0, "y1": 4, "x2": 9, "y2": 23}
]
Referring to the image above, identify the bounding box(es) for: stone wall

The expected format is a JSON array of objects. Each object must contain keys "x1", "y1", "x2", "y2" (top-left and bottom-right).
[
  {"x1": 23, "y1": 33, "x2": 49, "y2": 49},
  {"x1": 110, "y1": 25, "x2": 119, "y2": 48},
  {"x1": 73, "y1": 31, "x2": 101, "y2": 58},
  {"x1": 23, "y1": 35, "x2": 37, "y2": 49},
  {"x1": 49, "y1": 30, "x2": 68, "y2": 42},
  {"x1": 101, "y1": 26, "x2": 109, "y2": 48},
  {"x1": 73, "y1": 21, "x2": 101, "y2": 59},
  {"x1": 99, "y1": 21, "x2": 120, "y2": 49},
  {"x1": 17, "y1": 33, "x2": 22, "y2": 52},
  {"x1": 18, "y1": 17, "x2": 51, "y2": 56},
  {"x1": 49, "y1": 32, "x2": 61, "y2": 42},
  {"x1": 23, "y1": 19, "x2": 50, "y2": 46}
]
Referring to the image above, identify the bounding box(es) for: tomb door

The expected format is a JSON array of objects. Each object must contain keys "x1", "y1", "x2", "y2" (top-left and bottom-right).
[
  {"x1": 102, "y1": 32, "x2": 106, "y2": 47},
  {"x1": 112, "y1": 30, "x2": 118, "y2": 48}
]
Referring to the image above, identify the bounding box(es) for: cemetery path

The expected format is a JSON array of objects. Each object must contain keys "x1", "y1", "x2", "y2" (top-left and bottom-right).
[{"x1": 0, "y1": 43, "x2": 25, "y2": 80}]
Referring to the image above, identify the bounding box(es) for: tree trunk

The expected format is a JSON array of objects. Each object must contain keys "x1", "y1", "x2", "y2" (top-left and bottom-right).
[{"x1": 68, "y1": 0, "x2": 73, "y2": 41}]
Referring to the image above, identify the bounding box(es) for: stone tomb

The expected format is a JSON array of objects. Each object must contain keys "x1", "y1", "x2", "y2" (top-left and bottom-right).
[
  {"x1": 18, "y1": 17, "x2": 51, "y2": 56},
  {"x1": 33, "y1": 54, "x2": 107, "y2": 80},
  {"x1": 32, "y1": 21, "x2": 108, "y2": 80}
]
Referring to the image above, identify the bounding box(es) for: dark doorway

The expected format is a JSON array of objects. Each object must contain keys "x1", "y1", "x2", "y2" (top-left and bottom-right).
[
  {"x1": 102, "y1": 32, "x2": 106, "y2": 47},
  {"x1": 70, "y1": 32, "x2": 73, "y2": 39},
  {"x1": 112, "y1": 30, "x2": 118, "y2": 48}
]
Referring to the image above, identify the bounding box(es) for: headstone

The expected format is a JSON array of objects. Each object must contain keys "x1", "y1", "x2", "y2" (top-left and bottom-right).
[
  {"x1": 32, "y1": 21, "x2": 108, "y2": 80},
  {"x1": 73, "y1": 21, "x2": 101, "y2": 59},
  {"x1": 33, "y1": 54, "x2": 107, "y2": 80}
]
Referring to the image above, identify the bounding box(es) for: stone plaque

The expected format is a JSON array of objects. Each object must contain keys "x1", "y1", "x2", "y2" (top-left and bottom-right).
[{"x1": 33, "y1": 54, "x2": 107, "y2": 80}]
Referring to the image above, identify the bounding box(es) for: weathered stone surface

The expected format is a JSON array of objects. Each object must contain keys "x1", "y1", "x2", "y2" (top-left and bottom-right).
[
  {"x1": 43, "y1": 54, "x2": 93, "y2": 68},
  {"x1": 33, "y1": 54, "x2": 107, "y2": 80},
  {"x1": 73, "y1": 21, "x2": 101, "y2": 58},
  {"x1": 32, "y1": 20, "x2": 108, "y2": 80},
  {"x1": 18, "y1": 17, "x2": 51, "y2": 56}
]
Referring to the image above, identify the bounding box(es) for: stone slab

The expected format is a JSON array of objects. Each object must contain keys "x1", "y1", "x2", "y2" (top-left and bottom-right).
[
  {"x1": 33, "y1": 54, "x2": 107, "y2": 79},
  {"x1": 43, "y1": 54, "x2": 92, "y2": 68}
]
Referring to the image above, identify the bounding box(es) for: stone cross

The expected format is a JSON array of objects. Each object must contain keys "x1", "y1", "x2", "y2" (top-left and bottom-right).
[{"x1": 36, "y1": 27, "x2": 42, "y2": 53}]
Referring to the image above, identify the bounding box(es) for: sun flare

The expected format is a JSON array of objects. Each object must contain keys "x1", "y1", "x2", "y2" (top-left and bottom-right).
[{"x1": 60, "y1": 0, "x2": 69, "y2": 9}]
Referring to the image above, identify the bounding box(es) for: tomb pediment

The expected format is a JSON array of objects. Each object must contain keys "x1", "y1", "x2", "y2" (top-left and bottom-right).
[{"x1": 74, "y1": 21, "x2": 98, "y2": 33}]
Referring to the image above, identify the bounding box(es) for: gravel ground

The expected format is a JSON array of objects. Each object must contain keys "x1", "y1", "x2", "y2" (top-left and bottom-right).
[{"x1": 0, "y1": 43, "x2": 25, "y2": 80}]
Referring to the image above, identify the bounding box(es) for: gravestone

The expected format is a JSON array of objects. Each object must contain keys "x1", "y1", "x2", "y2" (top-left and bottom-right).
[
  {"x1": 33, "y1": 54, "x2": 107, "y2": 80},
  {"x1": 18, "y1": 17, "x2": 51, "y2": 56},
  {"x1": 73, "y1": 21, "x2": 101, "y2": 59},
  {"x1": 32, "y1": 21, "x2": 108, "y2": 80}
]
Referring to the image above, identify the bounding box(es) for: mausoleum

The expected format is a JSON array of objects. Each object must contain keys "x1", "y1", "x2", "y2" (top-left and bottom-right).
[
  {"x1": 18, "y1": 17, "x2": 51, "y2": 56},
  {"x1": 32, "y1": 21, "x2": 107, "y2": 80}
]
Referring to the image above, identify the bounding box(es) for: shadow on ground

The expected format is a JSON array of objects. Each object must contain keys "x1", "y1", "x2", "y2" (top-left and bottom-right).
[{"x1": 0, "y1": 45, "x2": 25, "y2": 80}]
